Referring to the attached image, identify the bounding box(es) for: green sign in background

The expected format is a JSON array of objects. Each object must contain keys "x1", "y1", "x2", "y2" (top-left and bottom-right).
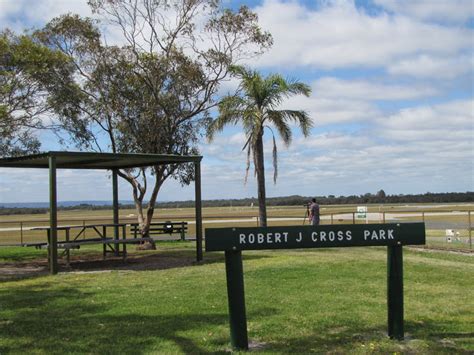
[{"x1": 206, "y1": 223, "x2": 425, "y2": 251}]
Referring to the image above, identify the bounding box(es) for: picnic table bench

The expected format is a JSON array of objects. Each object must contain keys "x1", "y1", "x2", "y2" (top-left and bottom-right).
[
  {"x1": 29, "y1": 223, "x2": 151, "y2": 265},
  {"x1": 130, "y1": 221, "x2": 188, "y2": 241}
]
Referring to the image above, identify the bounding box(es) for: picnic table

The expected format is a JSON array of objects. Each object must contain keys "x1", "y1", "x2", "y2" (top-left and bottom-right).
[{"x1": 30, "y1": 223, "x2": 152, "y2": 265}]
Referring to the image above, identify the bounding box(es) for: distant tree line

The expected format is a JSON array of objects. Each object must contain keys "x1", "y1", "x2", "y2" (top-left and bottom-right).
[
  {"x1": 0, "y1": 204, "x2": 114, "y2": 216},
  {"x1": 1, "y1": 191, "x2": 472, "y2": 215},
  {"x1": 152, "y1": 191, "x2": 474, "y2": 208}
]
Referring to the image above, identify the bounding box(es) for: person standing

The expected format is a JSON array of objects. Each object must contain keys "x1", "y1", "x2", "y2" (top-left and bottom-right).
[{"x1": 309, "y1": 198, "x2": 320, "y2": 226}]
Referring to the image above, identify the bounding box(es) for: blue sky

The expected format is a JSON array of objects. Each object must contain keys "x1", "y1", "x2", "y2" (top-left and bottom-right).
[{"x1": 0, "y1": 0, "x2": 473, "y2": 203}]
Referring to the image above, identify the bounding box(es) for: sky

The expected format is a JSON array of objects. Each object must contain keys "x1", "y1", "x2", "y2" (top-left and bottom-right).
[{"x1": 0, "y1": 0, "x2": 473, "y2": 203}]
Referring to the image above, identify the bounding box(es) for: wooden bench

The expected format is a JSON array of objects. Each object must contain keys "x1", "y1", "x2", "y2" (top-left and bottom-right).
[{"x1": 130, "y1": 221, "x2": 188, "y2": 241}]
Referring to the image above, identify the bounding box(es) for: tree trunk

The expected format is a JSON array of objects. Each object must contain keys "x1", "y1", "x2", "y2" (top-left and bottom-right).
[
  {"x1": 144, "y1": 174, "x2": 162, "y2": 233},
  {"x1": 255, "y1": 131, "x2": 267, "y2": 227},
  {"x1": 134, "y1": 200, "x2": 145, "y2": 232},
  {"x1": 120, "y1": 169, "x2": 161, "y2": 250}
]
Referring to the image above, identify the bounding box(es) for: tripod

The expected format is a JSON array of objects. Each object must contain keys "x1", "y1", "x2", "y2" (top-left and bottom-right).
[{"x1": 303, "y1": 207, "x2": 309, "y2": 225}]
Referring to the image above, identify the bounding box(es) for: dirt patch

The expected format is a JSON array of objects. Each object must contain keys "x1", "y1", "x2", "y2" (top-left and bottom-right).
[
  {"x1": 0, "y1": 251, "x2": 200, "y2": 280},
  {"x1": 67, "y1": 252, "x2": 197, "y2": 272},
  {"x1": 0, "y1": 263, "x2": 49, "y2": 281}
]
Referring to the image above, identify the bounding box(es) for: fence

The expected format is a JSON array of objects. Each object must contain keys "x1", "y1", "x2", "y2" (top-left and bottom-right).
[{"x1": 0, "y1": 209, "x2": 472, "y2": 250}]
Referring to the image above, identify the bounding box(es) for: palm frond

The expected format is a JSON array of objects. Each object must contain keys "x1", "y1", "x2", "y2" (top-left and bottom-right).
[
  {"x1": 244, "y1": 144, "x2": 251, "y2": 185},
  {"x1": 267, "y1": 111, "x2": 292, "y2": 146},
  {"x1": 206, "y1": 95, "x2": 245, "y2": 142},
  {"x1": 253, "y1": 145, "x2": 258, "y2": 178},
  {"x1": 274, "y1": 109, "x2": 313, "y2": 137},
  {"x1": 286, "y1": 79, "x2": 311, "y2": 97},
  {"x1": 272, "y1": 133, "x2": 278, "y2": 184},
  {"x1": 263, "y1": 125, "x2": 279, "y2": 184}
]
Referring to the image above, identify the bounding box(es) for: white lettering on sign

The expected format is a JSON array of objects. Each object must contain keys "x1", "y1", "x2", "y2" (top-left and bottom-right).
[
  {"x1": 329, "y1": 231, "x2": 335, "y2": 241},
  {"x1": 380, "y1": 230, "x2": 385, "y2": 239},
  {"x1": 310, "y1": 231, "x2": 352, "y2": 242},
  {"x1": 275, "y1": 233, "x2": 281, "y2": 243},
  {"x1": 239, "y1": 229, "x2": 395, "y2": 246},
  {"x1": 238, "y1": 232, "x2": 289, "y2": 245},
  {"x1": 249, "y1": 233, "x2": 255, "y2": 243},
  {"x1": 364, "y1": 230, "x2": 369, "y2": 240},
  {"x1": 337, "y1": 231, "x2": 344, "y2": 241},
  {"x1": 296, "y1": 232, "x2": 303, "y2": 242},
  {"x1": 320, "y1": 231, "x2": 326, "y2": 241},
  {"x1": 363, "y1": 229, "x2": 394, "y2": 240},
  {"x1": 267, "y1": 233, "x2": 273, "y2": 243}
]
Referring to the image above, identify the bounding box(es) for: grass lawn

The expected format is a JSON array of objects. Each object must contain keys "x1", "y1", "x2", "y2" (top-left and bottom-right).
[{"x1": 0, "y1": 243, "x2": 473, "y2": 354}]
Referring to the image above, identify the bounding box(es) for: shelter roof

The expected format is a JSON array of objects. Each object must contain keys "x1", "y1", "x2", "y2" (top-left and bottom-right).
[{"x1": 0, "y1": 151, "x2": 202, "y2": 170}]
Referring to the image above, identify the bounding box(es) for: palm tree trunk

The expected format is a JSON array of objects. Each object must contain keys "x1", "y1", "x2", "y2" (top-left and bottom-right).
[{"x1": 255, "y1": 132, "x2": 267, "y2": 227}]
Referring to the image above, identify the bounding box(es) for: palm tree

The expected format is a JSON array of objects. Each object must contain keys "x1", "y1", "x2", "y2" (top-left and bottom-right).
[{"x1": 207, "y1": 66, "x2": 313, "y2": 227}]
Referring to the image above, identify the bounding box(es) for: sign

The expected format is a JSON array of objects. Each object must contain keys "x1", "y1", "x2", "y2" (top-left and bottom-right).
[
  {"x1": 206, "y1": 222, "x2": 426, "y2": 350},
  {"x1": 357, "y1": 206, "x2": 367, "y2": 218},
  {"x1": 205, "y1": 223, "x2": 425, "y2": 252}
]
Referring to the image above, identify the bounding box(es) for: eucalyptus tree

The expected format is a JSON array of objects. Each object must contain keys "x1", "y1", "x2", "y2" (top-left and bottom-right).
[
  {"x1": 0, "y1": 30, "x2": 75, "y2": 156},
  {"x1": 32, "y1": 0, "x2": 271, "y2": 239},
  {"x1": 207, "y1": 66, "x2": 312, "y2": 227}
]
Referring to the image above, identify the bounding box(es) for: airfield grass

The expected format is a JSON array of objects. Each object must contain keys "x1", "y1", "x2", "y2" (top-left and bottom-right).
[
  {"x1": 1, "y1": 204, "x2": 472, "y2": 250},
  {"x1": 0, "y1": 242, "x2": 473, "y2": 354}
]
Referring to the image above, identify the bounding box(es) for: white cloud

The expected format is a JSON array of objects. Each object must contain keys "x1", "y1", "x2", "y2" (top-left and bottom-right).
[
  {"x1": 374, "y1": 0, "x2": 474, "y2": 24},
  {"x1": 282, "y1": 94, "x2": 380, "y2": 126},
  {"x1": 296, "y1": 132, "x2": 372, "y2": 150},
  {"x1": 313, "y1": 77, "x2": 438, "y2": 100},
  {"x1": 387, "y1": 54, "x2": 474, "y2": 79},
  {"x1": 377, "y1": 99, "x2": 474, "y2": 140},
  {"x1": 216, "y1": 76, "x2": 241, "y2": 97},
  {"x1": 252, "y1": 0, "x2": 472, "y2": 71},
  {"x1": 196, "y1": 97, "x2": 473, "y2": 197},
  {"x1": 0, "y1": 0, "x2": 92, "y2": 31}
]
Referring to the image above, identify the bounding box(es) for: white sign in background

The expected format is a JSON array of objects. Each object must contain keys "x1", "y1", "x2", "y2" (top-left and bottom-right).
[{"x1": 357, "y1": 206, "x2": 368, "y2": 219}]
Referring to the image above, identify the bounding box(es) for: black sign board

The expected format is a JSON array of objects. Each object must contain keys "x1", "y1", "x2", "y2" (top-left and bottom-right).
[
  {"x1": 205, "y1": 223, "x2": 425, "y2": 251},
  {"x1": 205, "y1": 222, "x2": 426, "y2": 350}
]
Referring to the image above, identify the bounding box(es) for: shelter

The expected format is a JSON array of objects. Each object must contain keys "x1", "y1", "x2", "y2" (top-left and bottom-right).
[{"x1": 0, "y1": 151, "x2": 203, "y2": 274}]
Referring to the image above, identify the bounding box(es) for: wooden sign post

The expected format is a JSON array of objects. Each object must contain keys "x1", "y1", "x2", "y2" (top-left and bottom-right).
[{"x1": 206, "y1": 223, "x2": 425, "y2": 350}]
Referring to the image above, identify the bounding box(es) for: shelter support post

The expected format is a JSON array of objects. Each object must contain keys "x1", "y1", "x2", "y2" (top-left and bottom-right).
[
  {"x1": 112, "y1": 169, "x2": 119, "y2": 256},
  {"x1": 194, "y1": 161, "x2": 203, "y2": 261},
  {"x1": 49, "y1": 155, "x2": 58, "y2": 274},
  {"x1": 387, "y1": 245, "x2": 404, "y2": 340},
  {"x1": 225, "y1": 250, "x2": 249, "y2": 350}
]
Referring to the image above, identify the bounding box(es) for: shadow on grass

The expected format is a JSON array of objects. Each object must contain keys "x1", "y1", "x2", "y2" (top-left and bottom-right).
[
  {"x1": 65, "y1": 248, "x2": 269, "y2": 272},
  {"x1": 245, "y1": 318, "x2": 473, "y2": 353},
  {"x1": 1, "y1": 284, "x2": 470, "y2": 353},
  {"x1": 406, "y1": 320, "x2": 474, "y2": 352},
  {"x1": 0, "y1": 283, "x2": 261, "y2": 354},
  {"x1": 0, "y1": 247, "x2": 270, "y2": 282}
]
